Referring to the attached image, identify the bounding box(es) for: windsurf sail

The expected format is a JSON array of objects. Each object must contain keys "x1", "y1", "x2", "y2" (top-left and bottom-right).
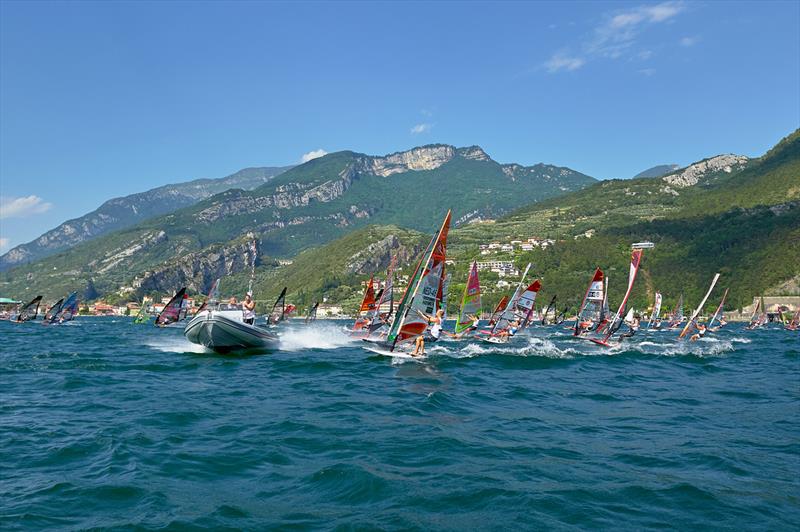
[
  {"x1": 707, "y1": 287, "x2": 729, "y2": 329},
  {"x1": 196, "y1": 278, "x2": 221, "y2": 314},
  {"x1": 455, "y1": 261, "x2": 482, "y2": 334},
  {"x1": 44, "y1": 298, "x2": 65, "y2": 323},
  {"x1": 134, "y1": 301, "x2": 149, "y2": 324},
  {"x1": 518, "y1": 279, "x2": 543, "y2": 328},
  {"x1": 58, "y1": 292, "x2": 79, "y2": 322},
  {"x1": 647, "y1": 291, "x2": 662, "y2": 330},
  {"x1": 305, "y1": 301, "x2": 319, "y2": 324},
  {"x1": 679, "y1": 273, "x2": 721, "y2": 339},
  {"x1": 574, "y1": 268, "x2": 604, "y2": 336},
  {"x1": 15, "y1": 296, "x2": 42, "y2": 322},
  {"x1": 758, "y1": 296, "x2": 768, "y2": 326},
  {"x1": 541, "y1": 295, "x2": 557, "y2": 325},
  {"x1": 488, "y1": 296, "x2": 509, "y2": 325},
  {"x1": 668, "y1": 294, "x2": 684, "y2": 327},
  {"x1": 269, "y1": 287, "x2": 288, "y2": 323},
  {"x1": 441, "y1": 273, "x2": 452, "y2": 320},
  {"x1": 595, "y1": 249, "x2": 643, "y2": 344},
  {"x1": 490, "y1": 263, "x2": 531, "y2": 335},
  {"x1": 555, "y1": 304, "x2": 570, "y2": 325},
  {"x1": 352, "y1": 275, "x2": 377, "y2": 330},
  {"x1": 385, "y1": 210, "x2": 451, "y2": 351},
  {"x1": 367, "y1": 257, "x2": 397, "y2": 333},
  {"x1": 155, "y1": 287, "x2": 187, "y2": 326}
]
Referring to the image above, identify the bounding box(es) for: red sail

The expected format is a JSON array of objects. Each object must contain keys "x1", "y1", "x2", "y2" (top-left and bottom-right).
[{"x1": 359, "y1": 275, "x2": 376, "y2": 312}]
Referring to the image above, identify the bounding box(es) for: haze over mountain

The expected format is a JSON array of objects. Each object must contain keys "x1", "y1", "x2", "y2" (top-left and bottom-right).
[
  {"x1": 0, "y1": 166, "x2": 292, "y2": 270},
  {"x1": 0, "y1": 144, "x2": 595, "y2": 298}
]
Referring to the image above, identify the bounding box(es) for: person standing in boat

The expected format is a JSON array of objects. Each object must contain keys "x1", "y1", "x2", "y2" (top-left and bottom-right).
[
  {"x1": 412, "y1": 308, "x2": 444, "y2": 356},
  {"x1": 242, "y1": 292, "x2": 256, "y2": 325}
]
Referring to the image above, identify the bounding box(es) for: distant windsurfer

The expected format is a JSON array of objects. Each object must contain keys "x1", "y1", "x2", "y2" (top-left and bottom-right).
[
  {"x1": 412, "y1": 308, "x2": 444, "y2": 356},
  {"x1": 243, "y1": 292, "x2": 256, "y2": 325}
]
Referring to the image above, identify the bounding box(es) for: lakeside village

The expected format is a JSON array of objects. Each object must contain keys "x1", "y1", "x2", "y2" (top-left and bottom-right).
[{"x1": 1, "y1": 233, "x2": 796, "y2": 323}]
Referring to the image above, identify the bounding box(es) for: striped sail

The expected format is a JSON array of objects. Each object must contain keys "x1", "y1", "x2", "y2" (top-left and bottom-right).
[
  {"x1": 386, "y1": 210, "x2": 451, "y2": 350},
  {"x1": 491, "y1": 263, "x2": 531, "y2": 334},
  {"x1": 599, "y1": 249, "x2": 643, "y2": 343},
  {"x1": 680, "y1": 273, "x2": 721, "y2": 338},
  {"x1": 574, "y1": 268, "x2": 604, "y2": 335},
  {"x1": 648, "y1": 292, "x2": 662, "y2": 329},
  {"x1": 518, "y1": 280, "x2": 542, "y2": 327},
  {"x1": 455, "y1": 261, "x2": 481, "y2": 334}
]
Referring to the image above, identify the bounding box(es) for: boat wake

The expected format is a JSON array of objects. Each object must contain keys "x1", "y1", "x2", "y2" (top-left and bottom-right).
[
  {"x1": 144, "y1": 336, "x2": 210, "y2": 354},
  {"x1": 279, "y1": 322, "x2": 357, "y2": 351}
]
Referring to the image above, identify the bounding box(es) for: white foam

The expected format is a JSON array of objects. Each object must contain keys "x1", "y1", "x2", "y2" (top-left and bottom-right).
[
  {"x1": 279, "y1": 322, "x2": 357, "y2": 351},
  {"x1": 144, "y1": 336, "x2": 211, "y2": 354},
  {"x1": 439, "y1": 336, "x2": 579, "y2": 359}
]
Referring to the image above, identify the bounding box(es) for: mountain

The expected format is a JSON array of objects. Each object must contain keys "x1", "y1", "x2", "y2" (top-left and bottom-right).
[
  {"x1": 0, "y1": 144, "x2": 594, "y2": 300},
  {"x1": 634, "y1": 164, "x2": 680, "y2": 178},
  {"x1": 209, "y1": 130, "x2": 799, "y2": 316},
  {"x1": 0, "y1": 165, "x2": 293, "y2": 270}
]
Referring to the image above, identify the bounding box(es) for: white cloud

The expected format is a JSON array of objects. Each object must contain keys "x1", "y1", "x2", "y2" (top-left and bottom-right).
[
  {"x1": 638, "y1": 68, "x2": 657, "y2": 76},
  {"x1": 410, "y1": 123, "x2": 432, "y2": 134},
  {"x1": 0, "y1": 195, "x2": 53, "y2": 219},
  {"x1": 544, "y1": 52, "x2": 586, "y2": 72},
  {"x1": 0, "y1": 238, "x2": 9, "y2": 252},
  {"x1": 679, "y1": 36, "x2": 698, "y2": 47},
  {"x1": 545, "y1": 1, "x2": 686, "y2": 73},
  {"x1": 300, "y1": 149, "x2": 328, "y2": 163}
]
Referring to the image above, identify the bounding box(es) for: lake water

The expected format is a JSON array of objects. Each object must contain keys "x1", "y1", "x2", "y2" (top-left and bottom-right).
[{"x1": 1, "y1": 318, "x2": 798, "y2": 530}]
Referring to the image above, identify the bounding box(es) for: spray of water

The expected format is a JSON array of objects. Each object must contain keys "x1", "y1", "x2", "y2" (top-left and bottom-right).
[{"x1": 279, "y1": 322, "x2": 358, "y2": 351}]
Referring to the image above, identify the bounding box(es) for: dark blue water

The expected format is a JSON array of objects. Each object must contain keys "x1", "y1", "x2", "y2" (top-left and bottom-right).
[{"x1": 1, "y1": 318, "x2": 798, "y2": 530}]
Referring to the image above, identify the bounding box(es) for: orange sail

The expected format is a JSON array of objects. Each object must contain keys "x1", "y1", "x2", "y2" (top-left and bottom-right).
[{"x1": 386, "y1": 210, "x2": 452, "y2": 349}]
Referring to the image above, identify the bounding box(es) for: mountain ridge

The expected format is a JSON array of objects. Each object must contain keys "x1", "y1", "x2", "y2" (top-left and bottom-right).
[
  {"x1": 0, "y1": 143, "x2": 595, "y2": 299},
  {"x1": 0, "y1": 165, "x2": 293, "y2": 270}
]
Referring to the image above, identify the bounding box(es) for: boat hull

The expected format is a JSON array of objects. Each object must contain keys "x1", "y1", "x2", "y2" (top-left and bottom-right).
[{"x1": 184, "y1": 311, "x2": 279, "y2": 353}]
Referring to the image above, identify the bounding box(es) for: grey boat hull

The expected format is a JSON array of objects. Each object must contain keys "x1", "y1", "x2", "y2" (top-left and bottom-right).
[{"x1": 184, "y1": 311, "x2": 279, "y2": 353}]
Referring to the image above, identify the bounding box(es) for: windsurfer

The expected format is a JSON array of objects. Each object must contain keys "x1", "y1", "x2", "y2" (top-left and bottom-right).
[
  {"x1": 690, "y1": 323, "x2": 707, "y2": 342},
  {"x1": 243, "y1": 292, "x2": 256, "y2": 325},
  {"x1": 496, "y1": 319, "x2": 520, "y2": 339},
  {"x1": 412, "y1": 308, "x2": 444, "y2": 356},
  {"x1": 619, "y1": 315, "x2": 640, "y2": 341},
  {"x1": 445, "y1": 314, "x2": 480, "y2": 339}
]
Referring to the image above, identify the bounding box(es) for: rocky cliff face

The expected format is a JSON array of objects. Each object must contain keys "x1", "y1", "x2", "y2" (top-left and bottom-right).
[
  {"x1": 0, "y1": 166, "x2": 290, "y2": 270},
  {"x1": 344, "y1": 234, "x2": 423, "y2": 275},
  {"x1": 134, "y1": 239, "x2": 259, "y2": 295},
  {"x1": 662, "y1": 155, "x2": 749, "y2": 188},
  {"x1": 358, "y1": 145, "x2": 456, "y2": 177}
]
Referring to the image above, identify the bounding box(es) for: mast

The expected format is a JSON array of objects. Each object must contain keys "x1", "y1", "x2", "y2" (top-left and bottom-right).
[
  {"x1": 680, "y1": 273, "x2": 720, "y2": 338},
  {"x1": 574, "y1": 268, "x2": 603, "y2": 336},
  {"x1": 386, "y1": 210, "x2": 451, "y2": 351},
  {"x1": 707, "y1": 287, "x2": 729, "y2": 329},
  {"x1": 455, "y1": 261, "x2": 481, "y2": 334},
  {"x1": 598, "y1": 249, "x2": 643, "y2": 343}
]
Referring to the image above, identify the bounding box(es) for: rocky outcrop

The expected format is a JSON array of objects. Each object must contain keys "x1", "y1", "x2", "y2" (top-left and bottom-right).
[
  {"x1": 662, "y1": 155, "x2": 749, "y2": 188},
  {"x1": 195, "y1": 173, "x2": 354, "y2": 223},
  {"x1": 345, "y1": 234, "x2": 423, "y2": 275},
  {"x1": 358, "y1": 145, "x2": 456, "y2": 177},
  {"x1": 135, "y1": 239, "x2": 260, "y2": 295},
  {"x1": 89, "y1": 230, "x2": 168, "y2": 274}
]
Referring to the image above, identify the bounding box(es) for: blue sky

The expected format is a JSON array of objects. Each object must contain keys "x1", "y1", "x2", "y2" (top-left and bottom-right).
[{"x1": 1, "y1": 0, "x2": 798, "y2": 251}]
